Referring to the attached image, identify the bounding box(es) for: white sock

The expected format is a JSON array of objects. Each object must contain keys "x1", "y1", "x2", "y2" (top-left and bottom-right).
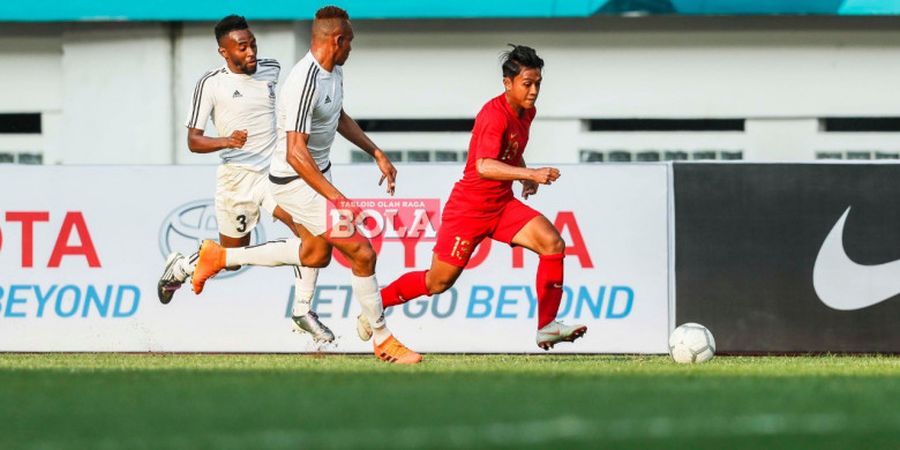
[
  {"x1": 351, "y1": 274, "x2": 390, "y2": 344},
  {"x1": 291, "y1": 265, "x2": 319, "y2": 317},
  {"x1": 372, "y1": 326, "x2": 391, "y2": 345},
  {"x1": 225, "y1": 239, "x2": 301, "y2": 267}
]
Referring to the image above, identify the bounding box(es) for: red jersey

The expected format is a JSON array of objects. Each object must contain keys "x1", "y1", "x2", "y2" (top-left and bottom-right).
[{"x1": 450, "y1": 94, "x2": 536, "y2": 210}]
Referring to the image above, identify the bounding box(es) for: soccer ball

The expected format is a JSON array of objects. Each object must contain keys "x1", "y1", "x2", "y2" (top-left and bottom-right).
[{"x1": 668, "y1": 323, "x2": 716, "y2": 364}]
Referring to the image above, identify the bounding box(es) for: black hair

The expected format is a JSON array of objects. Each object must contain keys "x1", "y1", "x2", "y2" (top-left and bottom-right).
[
  {"x1": 501, "y1": 44, "x2": 544, "y2": 79},
  {"x1": 215, "y1": 15, "x2": 249, "y2": 43},
  {"x1": 315, "y1": 5, "x2": 350, "y2": 20}
]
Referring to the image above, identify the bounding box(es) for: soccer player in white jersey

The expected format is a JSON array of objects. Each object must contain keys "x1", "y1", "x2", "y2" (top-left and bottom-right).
[
  {"x1": 191, "y1": 6, "x2": 422, "y2": 364},
  {"x1": 156, "y1": 15, "x2": 334, "y2": 344}
]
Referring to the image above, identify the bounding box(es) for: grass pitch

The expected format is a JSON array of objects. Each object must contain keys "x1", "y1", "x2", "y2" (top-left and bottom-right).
[{"x1": 0, "y1": 354, "x2": 897, "y2": 449}]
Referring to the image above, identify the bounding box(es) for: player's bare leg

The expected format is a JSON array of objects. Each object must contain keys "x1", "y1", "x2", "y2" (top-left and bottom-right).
[
  {"x1": 360, "y1": 255, "x2": 463, "y2": 340},
  {"x1": 271, "y1": 210, "x2": 333, "y2": 344},
  {"x1": 219, "y1": 230, "x2": 251, "y2": 249},
  {"x1": 424, "y1": 256, "x2": 465, "y2": 295},
  {"x1": 185, "y1": 212, "x2": 334, "y2": 343},
  {"x1": 511, "y1": 215, "x2": 586, "y2": 350},
  {"x1": 323, "y1": 230, "x2": 422, "y2": 364},
  {"x1": 155, "y1": 231, "x2": 249, "y2": 305},
  {"x1": 190, "y1": 220, "x2": 420, "y2": 363},
  {"x1": 168, "y1": 204, "x2": 333, "y2": 343},
  {"x1": 161, "y1": 206, "x2": 287, "y2": 299},
  {"x1": 294, "y1": 227, "x2": 332, "y2": 268}
]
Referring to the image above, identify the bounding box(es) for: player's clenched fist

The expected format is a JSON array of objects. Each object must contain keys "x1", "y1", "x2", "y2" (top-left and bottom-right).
[
  {"x1": 530, "y1": 167, "x2": 560, "y2": 185},
  {"x1": 227, "y1": 129, "x2": 248, "y2": 148}
]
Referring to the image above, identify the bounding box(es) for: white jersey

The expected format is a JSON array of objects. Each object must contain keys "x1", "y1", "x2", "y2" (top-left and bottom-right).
[
  {"x1": 186, "y1": 59, "x2": 280, "y2": 172},
  {"x1": 270, "y1": 51, "x2": 343, "y2": 177}
]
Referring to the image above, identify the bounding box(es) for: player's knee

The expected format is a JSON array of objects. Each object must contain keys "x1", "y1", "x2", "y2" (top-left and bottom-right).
[
  {"x1": 219, "y1": 234, "x2": 250, "y2": 248},
  {"x1": 305, "y1": 252, "x2": 331, "y2": 268},
  {"x1": 540, "y1": 235, "x2": 566, "y2": 255},
  {"x1": 353, "y1": 244, "x2": 377, "y2": 272},
  {"x1": 300, "y1": 243, "x2": 332, "y2": 268},
  {"x1": 427, "y1": 276, "x2": 454, "y2": 295},
  {"x1": 548, "y1": 236, "x2": 566, "y2": 254}
]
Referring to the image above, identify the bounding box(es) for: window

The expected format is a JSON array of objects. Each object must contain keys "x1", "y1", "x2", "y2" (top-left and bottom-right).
[
  {"x1": 588, "y1": 118, "x2": 744, "y2": 132},
  {"x1": 435, "y1": 151, "x2": 460, "y2": 162},
  {"x1": 351, "y1": 150, "x2": 404, "y2": 163},
  {"x1": 356, "y1": 119, "x2": 473, "y2": 133},
  {"x1": 351, "y1": 150, "x2": 373, "y2": 163},
  {"x1": 815, "y1": 150, "x2": 900, "y2": 160},
  {"x1": 0, "y1": 114, "x2": 43, "y2": 165},
  {"x1": 406, "y1": 151, "x2": 430, "y2": 162},
  {"x1": 580, "y1": 149, "x2": 742, "y2": 163},
  {"x1": 822, "y1": 118, "x2": 900, "y2": 132},
  {"x1": 815, "y1": 151, "x2": 843, "y2": 160},
  {"x1": 579, "y1": 150, "x2": 603, "y2": 162},
  {"x1": 0, "y1": 113, "x2": 41, "y2": 134},
  {"x1": 17, "y1": 153, "x2": 42, "y2": 164},
  {"x1": 664, "y1": 151, "x2": 689, "y2": 161},
  {"x1": 635, "y1": 151, "x2": 660, "y2": 162},
  {"x1": 846, "y1": 151, "x2": 872, "y2": 160},
  {"x1": 350, "y1": 149, "x2": 465, "y2": 164},
  {"x1": 607, "y1": 151, "x2": 632, "y2": 162}
]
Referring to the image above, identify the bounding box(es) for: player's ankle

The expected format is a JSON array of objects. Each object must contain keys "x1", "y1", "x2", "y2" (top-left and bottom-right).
[{"x1": 372, "y1": 326, "x2": 391, "y2": 345}]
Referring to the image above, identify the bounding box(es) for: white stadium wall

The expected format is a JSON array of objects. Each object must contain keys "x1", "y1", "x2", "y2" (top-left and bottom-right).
[
  {"x1": 2, "y1": 17, "x2": 900, "y2": 164},
  {"x1": 0, "y1": 25, "x2": 62, "y2": 161},
  {"x1": 0, "y1": 164, "x2": 672, "y2": 353},
  {"x1": 60, "y1": 23, "x2": 174, "y2": 165}
]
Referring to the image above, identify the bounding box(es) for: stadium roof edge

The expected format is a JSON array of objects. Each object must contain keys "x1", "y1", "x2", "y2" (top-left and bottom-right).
[
  {"x1": 1, "y1": 0, "x2": 899, "y2": 22},
  {"x1": 0, "y1": 1, "x2": 608, "y2": 22}
]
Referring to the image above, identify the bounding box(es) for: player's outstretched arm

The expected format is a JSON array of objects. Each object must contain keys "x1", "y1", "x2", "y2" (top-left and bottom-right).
[
  {"x1": 476, "y1": 157, "x2": 560, "y2": 186},
  {"x1": 285, "y1": 131, "x2": 348, "y2": 203},
  {"x1": 186, "y1": 128, "x2": 247, "y2": 153},
  {"x1": 337, "y1": 109, "x2": 397, "y2": 195}
]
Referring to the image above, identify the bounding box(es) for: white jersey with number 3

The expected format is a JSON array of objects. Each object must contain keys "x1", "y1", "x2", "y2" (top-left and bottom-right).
[
  {"x1": 270, "y1": 51, "x2": 343, "y2": 177},
  {"x1": 186, "y1": 59, "x2": 281, "y2": 172}
]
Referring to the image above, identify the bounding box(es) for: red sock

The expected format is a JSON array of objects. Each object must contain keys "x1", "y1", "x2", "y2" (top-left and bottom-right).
[
  {"x1": 380, "y1": 270, "x2": 429, "y2": 308},
  {"x1": 536, "y1": 253, "x2": 565, "y2": 329}
]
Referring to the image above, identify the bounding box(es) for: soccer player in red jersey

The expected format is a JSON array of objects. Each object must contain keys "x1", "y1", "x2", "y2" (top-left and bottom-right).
[{"x1": 359, "y1": 45, "x2": 587, "y2": 350}]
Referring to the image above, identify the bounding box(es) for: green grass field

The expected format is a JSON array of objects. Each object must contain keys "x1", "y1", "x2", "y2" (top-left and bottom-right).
[{"x1": 0, "y1": 354, "x2": 897, "y2": 449}]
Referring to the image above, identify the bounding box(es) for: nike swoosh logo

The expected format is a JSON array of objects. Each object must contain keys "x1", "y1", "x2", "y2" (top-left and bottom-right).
[{"x1": 813, "y1": 206, "x2": 900, "y2": 310}]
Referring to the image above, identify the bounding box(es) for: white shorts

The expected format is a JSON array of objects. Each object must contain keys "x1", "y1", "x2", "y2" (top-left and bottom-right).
[
  {"x1": 215, "y1": 164, "x2": 277, "y2": 238},
  {"x1": 270, "y1": 169, "x2": 331, "y2": 237}
]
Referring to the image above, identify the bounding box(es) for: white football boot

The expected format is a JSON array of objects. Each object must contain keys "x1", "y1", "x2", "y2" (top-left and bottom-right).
[
  {"x1": 292, "y1": 311, "x2": 335, "y2": 344},
  {"x1": 356, "y1": 314, "x2": 373, "y2": 341},
  {"x1": 536, "y1": 321, "x2": 588, "y2": 350},
  {"x1": 157, "y1": 252, "x2": 189, "y2": 305}
]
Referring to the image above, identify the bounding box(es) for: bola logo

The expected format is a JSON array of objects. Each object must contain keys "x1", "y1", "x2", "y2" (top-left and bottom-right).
[{"x1": 158, "y1": 199, "x2": 266, "y2": 279}]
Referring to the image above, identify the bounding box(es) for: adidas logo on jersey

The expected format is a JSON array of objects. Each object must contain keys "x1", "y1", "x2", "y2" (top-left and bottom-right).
[
  {"x1": 325, "y1": 95, "x2": 332, "y2": 104},
  {"x1": 232, "y1": 90, "x2": 243, "y2": 98}
]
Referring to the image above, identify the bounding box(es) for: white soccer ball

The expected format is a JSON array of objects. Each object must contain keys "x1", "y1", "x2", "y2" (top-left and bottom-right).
[{"x1": 668, "y1": 323, "x2": 716, "y2": 364}]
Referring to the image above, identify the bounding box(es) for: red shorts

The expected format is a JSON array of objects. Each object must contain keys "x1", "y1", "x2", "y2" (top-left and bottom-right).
[{"x1": 433, "y1": 196, "x2": 541, "y2": 267}]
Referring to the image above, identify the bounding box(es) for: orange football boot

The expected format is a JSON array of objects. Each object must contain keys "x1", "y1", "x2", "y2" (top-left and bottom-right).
[
  {"x1": 192, "y1": 240, "x2": 226, "y2": 294},
  {"x1": 374, "y1": 335, "x2": 423, "y2": 364}
]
